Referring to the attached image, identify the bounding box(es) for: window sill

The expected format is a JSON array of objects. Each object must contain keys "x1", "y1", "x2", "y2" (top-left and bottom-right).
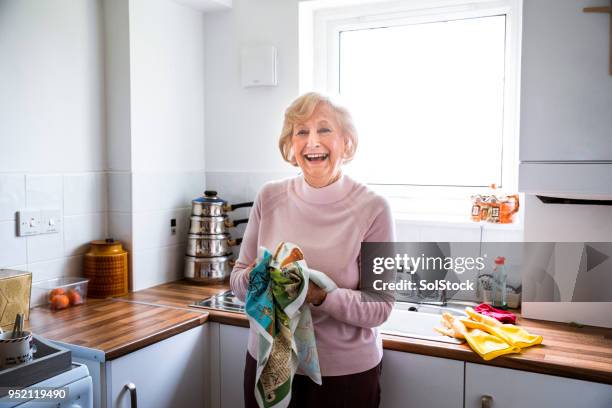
[{"x1": 393, "y1": 212, "x2": 524, "y2": 231}]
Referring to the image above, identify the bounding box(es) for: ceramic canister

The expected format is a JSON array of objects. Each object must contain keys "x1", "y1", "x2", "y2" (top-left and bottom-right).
[{"x1": 0, "y1": 330, "x2": 37, "y2": 369}]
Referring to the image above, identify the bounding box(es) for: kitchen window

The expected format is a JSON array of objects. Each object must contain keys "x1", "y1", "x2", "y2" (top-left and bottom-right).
[{"x1": 300, "y1": 0, "x2": 522, "y2": 219}]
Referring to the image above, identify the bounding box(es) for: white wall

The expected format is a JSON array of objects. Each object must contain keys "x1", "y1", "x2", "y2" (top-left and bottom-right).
[
  {"x1": 130, "y1": 0, "x2": 206, "y2": 173},
  {"x1": 105, "y1": 0, "x2": 208, "y2": 291},
  {"x1": 202, "y1": 0, "x2": 303, "y2": 259},
  {"x1": 0, "y1": 0, "x2": 106, "y2": 173},
  {"x1": 204, "y1": 0, "x2": 300, "y2": 173},
  {"x1": 1, "y1": 0, "x2": 208, "y2": 292},
  {"x1": 0, "y1": 1, "x2": 108, "y2": 283}
]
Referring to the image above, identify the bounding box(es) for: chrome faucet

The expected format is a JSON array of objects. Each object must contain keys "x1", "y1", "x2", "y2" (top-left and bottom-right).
[{"x1": 395, "y1": 269, "x2": 447, "y2": 306}]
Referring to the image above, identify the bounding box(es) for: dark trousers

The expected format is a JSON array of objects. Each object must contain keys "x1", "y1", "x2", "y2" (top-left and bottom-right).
[{"x1": 243, "y1": 352, "x2": 382, "y2": 408}]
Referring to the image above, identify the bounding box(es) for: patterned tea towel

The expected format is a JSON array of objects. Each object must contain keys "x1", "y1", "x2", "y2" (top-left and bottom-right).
[{"x1": 246, "y1": 242, "x2": 337, "y2": 408}]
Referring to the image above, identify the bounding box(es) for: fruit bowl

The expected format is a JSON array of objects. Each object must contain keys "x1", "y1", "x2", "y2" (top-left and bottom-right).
[{"x1": 32, "y1": 277, "x2": 89, "y2": 310}]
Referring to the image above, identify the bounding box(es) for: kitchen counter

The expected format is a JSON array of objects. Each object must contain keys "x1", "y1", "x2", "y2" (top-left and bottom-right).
[
  {"x1": 26, "y1": 279, "x2": 612, "y2": 384},
  {"x1": 25, "y1": 297, "x2": 209, "y2": 360},
  {"x1": 115, "y1": 280, "x2": 249, "y2": 327},
  {"x1": 115, "y1": 280, "x2": 612, "y2": 385}
]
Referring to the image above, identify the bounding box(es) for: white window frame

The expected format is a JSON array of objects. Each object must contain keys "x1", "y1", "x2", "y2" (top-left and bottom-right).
[{"x1": 299, "y1": 0, "x2": 523, "y2": 219}]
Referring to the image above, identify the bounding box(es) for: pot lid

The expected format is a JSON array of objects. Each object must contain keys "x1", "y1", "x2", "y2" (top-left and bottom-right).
[{"x1": 193, "y1": 190, "x2": 226, "y2": 204}]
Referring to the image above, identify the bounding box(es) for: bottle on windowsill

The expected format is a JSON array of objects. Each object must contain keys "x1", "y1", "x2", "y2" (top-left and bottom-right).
[{"x1": 492, "y1": 256, "x2": 508, "y2": 309}]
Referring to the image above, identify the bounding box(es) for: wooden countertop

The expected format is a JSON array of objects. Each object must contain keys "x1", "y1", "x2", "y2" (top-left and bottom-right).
[
  {"x1": 26, "y1": 297, "x2": 209, "y2": 360},
  {"x1": 114, "y1": 280, "x2": 249, "y2": 327},
  {"x1": 26, "y1": 279, "x2": 612, "y2": 385},
  {"x1": 117, "y1": 280, "x2": 612, "y2": 385}
]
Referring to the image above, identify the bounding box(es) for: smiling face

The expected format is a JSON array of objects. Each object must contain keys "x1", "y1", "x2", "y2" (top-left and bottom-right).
[{"x1": 291, "y1": 102, "x2": 347, "y2": 188}]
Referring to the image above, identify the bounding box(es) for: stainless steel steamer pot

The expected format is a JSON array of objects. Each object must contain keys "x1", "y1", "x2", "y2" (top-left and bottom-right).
[
  {"x1": 184, "y1": 254, "x2": 234, "y2": 282},
  {"x1": 186, "y1": 233, "x2": 243, "y2": 257},
  {"x1": 192, "y1": 191, "x2": 253, "y2": 217},
  {"x1": 189, "y1": 215, "x2": 249, "y2": 235}
]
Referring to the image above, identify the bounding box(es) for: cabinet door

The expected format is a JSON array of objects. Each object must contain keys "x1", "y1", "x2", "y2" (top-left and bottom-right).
[
  {"x1": 465, "y1": 363, "x2": 612, "y2": 408},
  {"x1": 219, "y1": 324, "x2": 250, "y2": 408},
  {"x1": 520, "y1": 0, "x2": 612, "y2": 162},
  {"x1": 380, "y1": 350, "x2": 464, "y2": 408},
  {"x1": 108, "y1": 325, "x2": 207, "y2": 408}
]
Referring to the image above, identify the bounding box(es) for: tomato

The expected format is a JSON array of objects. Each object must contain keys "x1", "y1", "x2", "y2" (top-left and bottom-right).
[
  {"x1": 67, "y1": 289, "x2": 83, "y2": 305},
  {"x1": 50, "y1": 294, "x2": 70, "y2": 310}
]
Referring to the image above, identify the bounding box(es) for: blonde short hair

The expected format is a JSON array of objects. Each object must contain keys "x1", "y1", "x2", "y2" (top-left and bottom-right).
[{"x1": 279, "y1": 92, "x2": 358, "y2": 166}]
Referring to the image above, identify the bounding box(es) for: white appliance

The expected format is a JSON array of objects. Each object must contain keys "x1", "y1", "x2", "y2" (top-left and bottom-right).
[
  {"x1": 0, "y1": 363, "x2": 92, "y2": 408},
  {"x1": 241, "y1": 45, "x2": 278, "y2": 87}
]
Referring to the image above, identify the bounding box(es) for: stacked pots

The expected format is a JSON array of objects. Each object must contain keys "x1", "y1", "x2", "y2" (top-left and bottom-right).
[{"x1": 184, "y1": 191, "x2": 253, "y2": 284}]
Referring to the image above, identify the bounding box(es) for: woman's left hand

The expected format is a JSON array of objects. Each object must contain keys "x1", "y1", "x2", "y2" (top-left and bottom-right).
[{"x1": 306, "y1": 281, "x2": 327, "y2": 306}]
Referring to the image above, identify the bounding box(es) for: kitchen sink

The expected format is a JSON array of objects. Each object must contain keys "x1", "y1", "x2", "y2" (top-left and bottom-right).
[{"x1": 380, "y1": 301, "x2": 472, "y2": 344}]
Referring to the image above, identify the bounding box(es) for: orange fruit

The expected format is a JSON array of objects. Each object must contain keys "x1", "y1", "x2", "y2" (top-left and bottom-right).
[
  {"x1": 48, "y1": 288, "x2": 65, "y2": 301},
  {"x1": 67, "y1": 289, "x2": 83, "y2": 305},
  {"x1": 50, "y1": 294, "x2": 70, "y2": 310}
]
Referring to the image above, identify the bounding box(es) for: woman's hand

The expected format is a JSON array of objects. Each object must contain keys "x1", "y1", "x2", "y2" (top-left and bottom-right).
[{"x1": 306, "y1": 281, "x2": 327, "y2": 306}]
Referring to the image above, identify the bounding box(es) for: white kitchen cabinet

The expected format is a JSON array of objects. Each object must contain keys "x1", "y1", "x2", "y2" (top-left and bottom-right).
[
  {"x1": 107, "y1": 324, "x2": 208, "y2": 408},
  {"x1": 465, "y1": 362, "x2": 612, "y2": 408},
  {"x1": 380, "y1": 350, "x2": 464, "y2": 408},
  {"x1": 218, "y1": 324, "x2": 250, "y2": 408},
  {"x1": 518, "y1": 0, "x2": 612, "y2": 196}
]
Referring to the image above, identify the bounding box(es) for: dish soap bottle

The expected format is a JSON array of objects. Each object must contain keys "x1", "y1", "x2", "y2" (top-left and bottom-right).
[{"x1": 492, "y1": 256, "x2": 508, "y2": 309}]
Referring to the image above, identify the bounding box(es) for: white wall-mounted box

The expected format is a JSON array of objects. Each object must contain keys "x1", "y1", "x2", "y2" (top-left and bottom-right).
[{"x1": 241, "y1": 46, "x2": 278, "y2": 87}]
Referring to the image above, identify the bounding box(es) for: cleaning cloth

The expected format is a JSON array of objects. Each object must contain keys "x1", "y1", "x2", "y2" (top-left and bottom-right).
[
  {"x1": 464, "y1": 307, "x2": 543, "y2": 349},
  {"x1": 474, "y1": 303, "x2": 517, "y2": 324},
  {"x1": 246, "y1": 242, "x2": 337, "y2": 408},
  {"x1": 435, "y1": 307, "x2": 542, "y2": 360}
]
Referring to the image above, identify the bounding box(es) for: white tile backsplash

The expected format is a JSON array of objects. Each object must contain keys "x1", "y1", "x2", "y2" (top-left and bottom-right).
[
  {"x1": 132, "y1": 208, "x2": 190, "y2": 251},
  {"x1": 63, "y1": 172, "x2": 107, "y2": 216},
  {"x1": 132, "y1": 172, "x2": 205, "y2": 212},
  {"x1": 205, "y1": 171, "x2": 297, "y2": 204},
  {"x1": 64, "y1": 212, "x2": 107, "y2": 256},
  {"x1": 108, "y1": 172, "x2": 131, "y2": 212},
  {"x1": 28, "y1": 255, "x2": 83, "y2": 284},
  {"x1": 26, "y1": 230, "x2": 64, "y2": 263},
  {"x1": 25, "y1": 174, "x2": 63, "y2": 209},
  {"x1": 395, "y1": 222, "x2": 421, "y2": 241},
  {"x1": 0, "y1": 220, "x2": 27, "y2": 267},
  {"x1": 108, "y1": 211, "x2": 133, "y2": 251},
  {"x1": 132, "y1": 243, "x2": 185, "y2": 291},
  {"x1": 0, "y1": 174, "x2": 25, "y2": 221},
  {"x1": 419, "y1": 225, "x2": 481, "y2": 242}
]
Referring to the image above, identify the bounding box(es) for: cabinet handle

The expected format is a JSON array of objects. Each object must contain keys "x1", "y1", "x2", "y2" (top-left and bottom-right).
[
  {"x1": 481, "y1": 395, "x2": 493, "y2": 408},
  {"x1": 125, "y1": 382, "x2": 137, "y2": 408}
]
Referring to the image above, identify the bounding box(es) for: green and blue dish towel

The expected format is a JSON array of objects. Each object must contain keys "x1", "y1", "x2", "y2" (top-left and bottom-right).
[{"x1": 246, "y1": 242, "x2": 337, "y2": 408}]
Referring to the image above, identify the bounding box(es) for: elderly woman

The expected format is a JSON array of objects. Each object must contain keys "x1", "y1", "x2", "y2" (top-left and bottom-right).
[{"x1": 230, "y1": 92, "x2": 396, "y2": 407}]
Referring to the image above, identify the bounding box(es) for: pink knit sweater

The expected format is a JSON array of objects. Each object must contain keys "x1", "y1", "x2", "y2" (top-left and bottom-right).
[{"x1": 230, "y1": 174, "x2": 396, "y2": 376}]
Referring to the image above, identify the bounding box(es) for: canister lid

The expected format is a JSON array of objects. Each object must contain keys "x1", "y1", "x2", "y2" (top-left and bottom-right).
[{"x1": 89, "y1": 238, "x2": 126, "y2": 254}]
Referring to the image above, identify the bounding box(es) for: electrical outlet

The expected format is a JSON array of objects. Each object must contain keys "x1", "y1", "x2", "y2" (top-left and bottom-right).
[
  {"x1": 16, "y1": 209, "x2": 41, "y2": 236},
  {"x1": 170, "y1": 218, "x2": 177, "y2": 235},
  {"x1": 40, "y1": 209, "x2": 61, "y2": 234}
]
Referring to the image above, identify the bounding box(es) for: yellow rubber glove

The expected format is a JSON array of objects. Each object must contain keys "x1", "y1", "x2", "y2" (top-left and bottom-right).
[
  {"x1": 463, "y1": 307, "x2": 543, "y2": 349},
  {"x1": 435, "y1": 313, "x2": 521, "y2": 360}
]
